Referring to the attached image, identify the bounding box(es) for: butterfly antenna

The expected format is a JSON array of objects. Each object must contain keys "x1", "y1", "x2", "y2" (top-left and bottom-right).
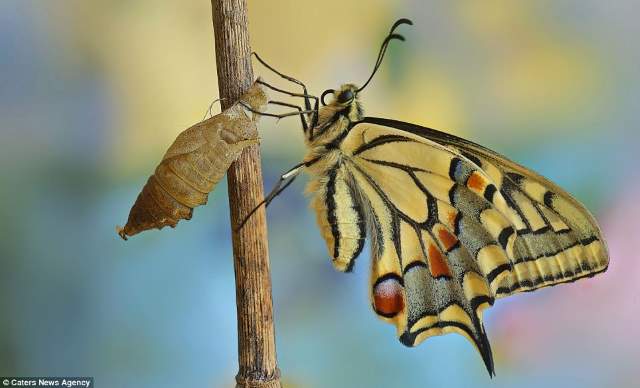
[{"x1": 357, "y1": 18, "x2": 413, "y2": 93}]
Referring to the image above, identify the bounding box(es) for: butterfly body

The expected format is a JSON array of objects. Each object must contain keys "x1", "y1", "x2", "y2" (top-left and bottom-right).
[{"x1": 303, "y1": 84, "x2": 366, "y2": 272}]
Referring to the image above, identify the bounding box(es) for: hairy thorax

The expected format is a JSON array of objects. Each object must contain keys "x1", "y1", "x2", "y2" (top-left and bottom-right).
[{"x1": 303, "y1": 118, "x2": 349, "y2": 175}]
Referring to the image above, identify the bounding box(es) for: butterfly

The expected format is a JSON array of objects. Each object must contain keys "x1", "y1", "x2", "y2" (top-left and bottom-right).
[{"x1": 243, "y1": 18, "x2": 609, "y2": 376}]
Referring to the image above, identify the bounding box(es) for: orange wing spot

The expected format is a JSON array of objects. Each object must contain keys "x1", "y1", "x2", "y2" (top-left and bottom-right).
[
  {"x1": 467, "y1": 171, "x2": 486, "y2": 191},
  {"x1": 437, "y1": 227, "x2": 459, "y2": 251},
  {"x1": 373, "y1": 277, "x2": 404, "y2": 317},
  {"x1": 428, "y1": 243, "x2": 452, "y2": 278},
  {"x1": 447, "y1": 210, "x2": 458, "y2": 228}
]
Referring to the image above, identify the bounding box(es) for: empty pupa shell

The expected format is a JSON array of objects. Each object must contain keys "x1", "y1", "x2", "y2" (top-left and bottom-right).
[{"x1": 117, "y1": 79, "x2": 269, "y2": 240}]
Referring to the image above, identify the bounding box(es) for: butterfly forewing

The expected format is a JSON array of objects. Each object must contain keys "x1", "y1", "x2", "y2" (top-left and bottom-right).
[{"x1": 354, "y1": 118, "x2": 608, "y2": 296}]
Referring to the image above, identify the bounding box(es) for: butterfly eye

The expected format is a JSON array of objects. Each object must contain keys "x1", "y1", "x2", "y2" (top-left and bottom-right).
[
  {"x1": 337, "y1": 89, "x2": 354, "y2": 104},
  {"x1": 321, "y1": 89, "x2": 335, "y2": 105}
]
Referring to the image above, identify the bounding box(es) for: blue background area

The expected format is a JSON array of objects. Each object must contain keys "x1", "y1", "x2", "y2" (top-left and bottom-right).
[{"x1": 1, "y1": 1, "x2": 638, "y2": 387}]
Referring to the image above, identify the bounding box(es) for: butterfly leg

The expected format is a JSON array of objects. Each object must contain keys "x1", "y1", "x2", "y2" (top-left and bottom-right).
[
  {"x1": 240, "y1": 101, "x2": 317, "y2": 120},
  {"x1": 253, "y1": 52, "x2": 313, "y2": 110},
  {"x1": 236, "y1": 162, "x2": 306, "y2": 231},
  {"x1": 256, "y1": 80, "x2": 319, "y2": 134},
  {"x1": 256, "y1": 79, "x2": 318, "y2": 109},
  {"x1": 268, "y1": 100, "x2": 309, "y2": 131},
  {"x1": 253, "y1": 53, "x2": 319, "y2": 130}
]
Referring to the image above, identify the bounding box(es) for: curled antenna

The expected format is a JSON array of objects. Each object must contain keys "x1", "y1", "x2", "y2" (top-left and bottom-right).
[{"x1": 357, "y1": 18, "x2": 413, "y2": 93}]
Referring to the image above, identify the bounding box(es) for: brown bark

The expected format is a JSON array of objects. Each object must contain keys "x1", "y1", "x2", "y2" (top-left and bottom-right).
[{"x1": 211, "y1": 1, "x2": 282, "y2": 387}]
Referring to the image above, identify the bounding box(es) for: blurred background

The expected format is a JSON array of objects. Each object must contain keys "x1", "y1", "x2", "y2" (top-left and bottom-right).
[{"x1": 1, "y1": 0, "x2": 638, "y2": 387}]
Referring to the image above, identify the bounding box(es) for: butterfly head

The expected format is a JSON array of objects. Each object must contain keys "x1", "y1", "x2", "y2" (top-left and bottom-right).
[
  {"x1": 320, "y1": 84, "x2": 363, "y2": 121},
  {"x1": 309, "y1": 19, "x2": 413, "y2": 143}
]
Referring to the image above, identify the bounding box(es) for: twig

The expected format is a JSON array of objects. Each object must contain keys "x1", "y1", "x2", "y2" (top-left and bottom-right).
[{"x1": 211, "y1": 1, "x2": 282, "y2": 387}]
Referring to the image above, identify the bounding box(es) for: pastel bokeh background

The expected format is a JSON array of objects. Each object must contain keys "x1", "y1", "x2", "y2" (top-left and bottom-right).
[{"x1": 1, "y1": 1, "x2": 638, "y2": 387}]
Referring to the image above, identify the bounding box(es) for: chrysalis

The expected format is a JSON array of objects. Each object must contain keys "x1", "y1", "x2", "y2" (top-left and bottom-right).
[{"x1": 117, "y1": 80, "x2": 269, "y2": 240}]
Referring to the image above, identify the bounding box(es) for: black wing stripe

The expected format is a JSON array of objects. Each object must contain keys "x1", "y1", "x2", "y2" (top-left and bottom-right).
[
  {"x1": 484, "y1": 184, "x2": 497, "y2": 203},
  {"x1": 325, "y1": 166, "x2": 340, "y2": 259},
  {"x1": 348, "y1": 161, "x2": 404, "y2": 265},
  {"x1": 353, "y1": 134, "x2": 415, "y2": 155},
  {"x1": 400, "y1": 304, "x2": 495, "y2": 376},
  {"x1": 495, "y1": 264, "x2": 608, "y2": 296},
  {"x1": 498, "y1": 226, "x2": 515, "y2": 250}
]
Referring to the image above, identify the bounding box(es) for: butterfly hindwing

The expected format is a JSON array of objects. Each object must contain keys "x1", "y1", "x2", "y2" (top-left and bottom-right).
[{"x1": 346, "y1": 123, "x2": 498, "y2": 372}]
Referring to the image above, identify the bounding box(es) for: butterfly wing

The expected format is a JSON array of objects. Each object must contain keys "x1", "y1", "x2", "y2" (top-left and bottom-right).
[{"x1": 310, "y1": 117, "x2": 608, "y2": 375}]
